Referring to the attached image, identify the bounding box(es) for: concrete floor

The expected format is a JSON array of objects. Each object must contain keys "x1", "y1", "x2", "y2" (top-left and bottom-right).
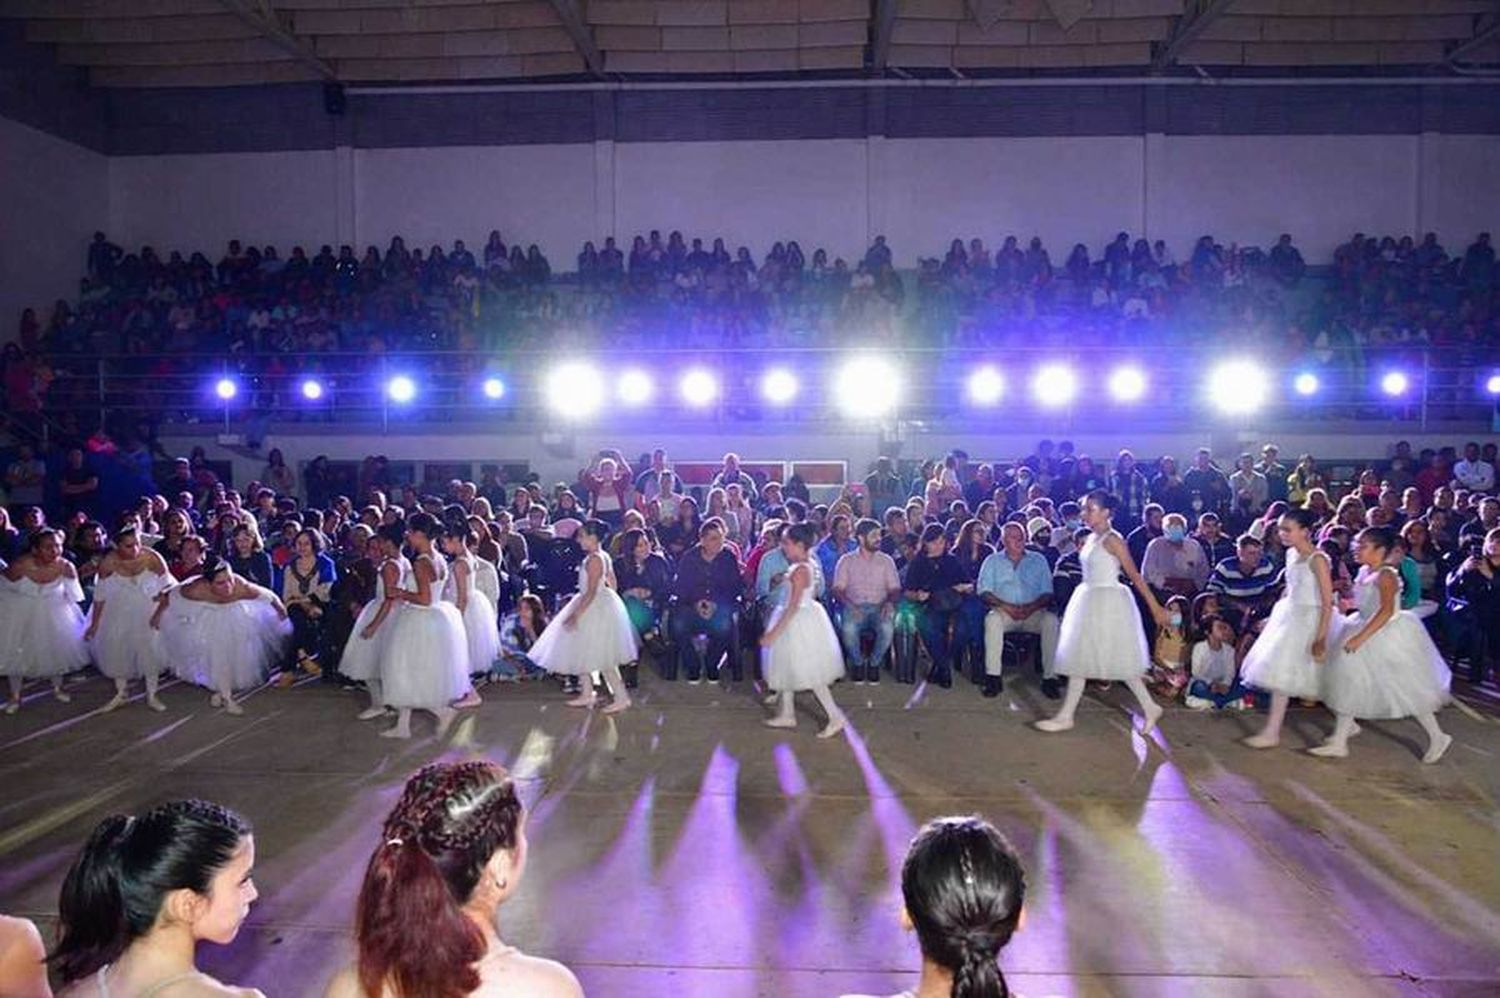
[{"x1": 2, "y1": 671, "x2": 1498, "y2": 998}]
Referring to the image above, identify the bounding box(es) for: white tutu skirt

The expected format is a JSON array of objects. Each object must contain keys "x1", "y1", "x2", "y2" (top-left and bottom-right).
[
  {"x1": 1240, "y1": 602, "x2": 1324, "y2": 699},
  {"x1": 529, "y1": 587, "x2": 637, "y2": 677},
  {"x1": 380, "y1": 602, "x2": 470, "y2": 709},
  {"x1": 0, "y1": 582, "x2": 90, "y2": 678},
  {"x1": 452, "y1": 591, "x2": 501, "y2": 674},
  {"x1": 1054, "y1": 583, "x2": 1150, "y2": 680},
  {"x1": 162, "y1": 598, "x2": 291, "y2": 693},
  {"x1": 91, "y1": 578, "x2": 166, "y2": 681},
  {"x1": 1321, "y1": 612, "x2": 1452, "y2": 720},
  {"x1": 762, "y1": 600, "x2": 845, "y2": 692},
  {"x1": 339, "y1": 599, "x2": 398, "y2": 682}
]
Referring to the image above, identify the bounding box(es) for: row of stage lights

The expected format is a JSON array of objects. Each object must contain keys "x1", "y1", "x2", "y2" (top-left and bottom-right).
[{"x1": 212, "y1": 360, "x2": 1500, "y2": 419}]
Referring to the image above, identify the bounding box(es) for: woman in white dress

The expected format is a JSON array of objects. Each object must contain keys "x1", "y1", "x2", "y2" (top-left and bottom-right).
[
  {"x1": 151, "y1": 562, "x2": 291, "y2": 716},
  {"x1": 1241, "y1": 508, "x2": 1334, "y2": 749},
  {"x1": 1311, "y1": 526, "x2": 1453, "y2": 763},
  {"x1": 86, "y1": 526, "x2": 172, "y2": 713},
  {"x1": 340, "y1": 523, "x2": 408, "y2": 722},
  {"x1": 1036, "y1": 491, "x2": 1172, "y2": 735},
  {"x1": 0, "y1": 528, "x2": 90, "y2": 714},
  {"x1": 378, "y1": 513, "x2": 469, "y2": 739},
  {"x1": 759, "y1": 522, "x2": 847, "y2": 739},
  {"x1": 442, "y1": 523, "x2": 501, "y2": 708},
  {"x1": 527, "y1": 519, "x2": 635, "y2": 714}
]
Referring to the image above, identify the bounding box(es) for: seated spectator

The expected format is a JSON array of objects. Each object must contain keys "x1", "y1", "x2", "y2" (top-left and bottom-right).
[
  {"x1": 1142, "y1": 513, "x2": 1209, "y2": 598},
  {"x1": 669, "y1": 518, "x2": 744, "y2": 683},
  {"x1": 1195, "y1": 512, "x2": 1235, "y2": 568},
  {"x1": 495, "y1": 594, "x2": 549, "y2": 681},
  {"x1": 1148, "y1": 594, "x2": 1192, "y2": 698},
  {"x1": 833, "y1": 519, "x2": 901, "y2": 685},
  {"x1": 328, "y1": 761, "x2": 581, "y2": 998},
  {"x1": 815, "y1": 514, "x2": 855, "y2": 588},
  {"x1": 1185, "y1": 615, "x2": 1250, "y2": 710},
  {"x1": 1050, "y1": 525, "x2": 1092, "y2": 616},
  {"x1": 1206, "y1": 534, "x2": 1283, "y2": 634},
  {"x1": 274, "y1": 528, "x2": 338, "y2": 683},
  {"x1": 1025, "y1": 516, "x2": 1058, "y2": 570},
  {"x1": 616, "y1": 527, "x2": 670, "y2": 653},
  {"x1": 1446, "y1": 527, "x2": 1500, "y2": 685},
  {"x1": 1126, "y1": 503, "x2": 1164, "y2": 565},
  {"x1": 895, "y1": 524, "x2": 966, "y2": 688},
  {"x1": 978, "y1": 521, "x2": 1059, "y2": 699}
]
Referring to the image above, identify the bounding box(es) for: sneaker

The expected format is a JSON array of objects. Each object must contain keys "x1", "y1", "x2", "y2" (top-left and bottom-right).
[
  {"x1": 1184, "y1": 695, "x2": 1213, "y2": 711},
  {"x1": 1229, "y1": 696, "x2": 1254, "y2": 711}
]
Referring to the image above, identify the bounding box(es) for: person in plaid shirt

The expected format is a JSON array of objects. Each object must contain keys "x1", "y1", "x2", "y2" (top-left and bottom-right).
[{"x1": 1109, "y1": 449, "x2": 1151, "y2": 533}]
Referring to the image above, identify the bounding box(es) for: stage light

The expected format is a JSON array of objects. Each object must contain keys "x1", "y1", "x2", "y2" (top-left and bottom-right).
[
  {"x1": 386, "y1": 375, "x2": 416, "y2": 404},
  {"x1": 1207, "y1": 360, "x2": 1268, "y2": 414},
  {"x1": 214, "y1": 378, "x2": 238, "y2": 401},
  {"x1": 1031, "y1": 364, "x2": 1077, "y2": 407},
  {"x1": 545, "y1": 362, "x2": 604, "y2": 418},
  {"x1": 834, "y1": 356, "x2": 900, "y2": 418},
  {"x1": 761, "y1": 368, "x2": 799, "y2": 405},
  {"x1": 1380, "y1": 371, "x2": 1409, "y2": 397},
  {"x1": 967, "y1": 366, "x2": 1005, "y2": 405},
  {"x1": 618, "y1": 368, "x2": 654, "y2": 406},
  {"x1": 481, "y1": 377, "x2": 506, "y2": 400},
  {"x1": 300, "y1": 379, "x2": 324, "y2": 401},
  {"x1": 1487, "y1": 374, "x2": 1500, "y2": 396},
  {"x1": 1293, "y1": 372, "x2": 1319, "y2": 396},
  {"x1": 1108, "y1": 366, "x2": 1146, "y2": 402},
  {"x1": 680, "y1": 368, "x2": 720, "y2": 407}
]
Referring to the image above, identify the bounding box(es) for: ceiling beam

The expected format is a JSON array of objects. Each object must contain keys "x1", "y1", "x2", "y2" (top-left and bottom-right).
[
  {"x1": 871, "y1": 0, "x2": 897, "y2": 71},
  {"x1": 545, "y1": 0, "x2": 603, "y2": 77},
  {"x1": 1153, "y1": 0, "x2": 1236, "y2": 72},
  {"x1": 216, "y1": 0, "x2": 336, "y2": 80},
  {"x1": 1445, "y1": 11, "x2": 1500, "y2": 65}
]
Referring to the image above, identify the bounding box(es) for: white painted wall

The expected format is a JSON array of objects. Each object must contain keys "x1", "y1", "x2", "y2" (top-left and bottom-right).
[{"x1": 0, "y1": 116, "x2": 107, "y2": 331}]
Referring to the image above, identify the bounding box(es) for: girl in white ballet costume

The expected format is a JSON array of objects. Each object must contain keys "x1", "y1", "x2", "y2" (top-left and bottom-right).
[
  {"x1": 339, "y1": 523, "x2": 408, "y2": 722},
  {"x1": 1241, "y1": 508, "x2": 1334, "y2": 749},
  {"x1": 1036, "y1": 491, "x2": 1172, "y2": 735},
  {"x1": 87, "y1": 526, "x2": 172, "y2": 713},
  {"x1": 441, "y1": 522, "x2": 500, "y2": 708},
  {"x1": 0, "y1": 528, "x2": 90, "y2": 714},
  {"x1": 1311, "y1": 526, "x2": 1453, "y2": 763},
  {"x1": 528, "y1": 519, "x2": 635, "y2": 714},
  {"x1": 378, "y1": 513, "x2": 470, "y2": 739},
  {"x1": 152, "y1": 562, "x2": 291, "y2": 715},
  {"x1": 760, "y1": 522, "x2": 848, "y2": 739}
]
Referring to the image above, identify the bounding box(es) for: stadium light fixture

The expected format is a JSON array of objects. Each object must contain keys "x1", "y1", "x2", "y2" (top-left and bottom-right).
[
  {"x1": 1207, "y1": 360, "x2": 1269, "y2": 415},
  {"x1": 386, "y1": 375, "x2": 416, "y2": 404},
  {"x1": 1031, "y1": 364, "x2": 1077, "y2": 407},
  {"x1": 300, "y1": 378, "x2": 324, "y2": 401},
  {"x1": 1293, "y1": 372, "x2": 1319, "y2": 397},
  {"x1": 834, "y1": 356, "x2": 900, "y2": 419},
  {"x1": 680, "y1": 368, "x2": 720, "y2": 407},
  {"x1": 761, "y1": 368, "x2": 799, "y2": 405},
  {"x1": 617, "y1": 368, "x2": 654, "y2": 406},
  {"x1": 546, "y1": 362, "x2": 604, "y2": 417},
  {"x1": 967, "y1": 366, "x2": 1005, "y2": 405},
  {"x1": 1380, "y1": 371, "x2": 1410, "y2": 397},
  {"x1": 1108, "y1": 366, "x2": 1147, "y2": 402}
]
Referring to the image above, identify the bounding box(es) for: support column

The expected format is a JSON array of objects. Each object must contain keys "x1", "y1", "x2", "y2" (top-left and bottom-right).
[{"x1": 333, "y1": 143, "x2": 357, "y2": 249}]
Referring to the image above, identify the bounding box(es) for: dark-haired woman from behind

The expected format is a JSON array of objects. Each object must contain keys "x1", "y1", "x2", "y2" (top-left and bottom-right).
[
  {"x1": 49, "y1": 799, "x2": 262, "y2": 997},
  {"x1": 843, "y1": 815, "x2": 1025, "y2": 998},
  {"x1": 325, "y1": 761, "x2": 582, "y2": 998}
]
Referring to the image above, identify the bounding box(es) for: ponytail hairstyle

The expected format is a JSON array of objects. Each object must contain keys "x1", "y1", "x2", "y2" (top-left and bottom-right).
[
  {"x1": 901, "y1": 816, "x2": 1025, "y2": 998},
  {"x1": 355, "y1": 761, "x2": 524, "y2": 998},
  {"x1": 1357, "y1": 525, "x2": 1397, "y2": 556},
  {"x1": 49, "y1": 800, "x2": 250, "y2": 983},
  {"x1": 376, "y1": 522, "x2": 406, "y2": 555}
]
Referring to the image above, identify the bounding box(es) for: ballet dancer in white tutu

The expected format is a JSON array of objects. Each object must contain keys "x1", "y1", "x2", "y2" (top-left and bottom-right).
[
  {"x1": 339, "y1": 523, "x2": 408, "y2": 721},
  {"x1": 0, "y1": 529, "x2": 90, "y2": 714},
  {"x1": 151, "y1": 561, "x2": 291, "y2": 715},
  {"x1": 377, "y1": 512, "x2": 470, "y2": 738},
  {"x1": 1241, "y1": 508, "x2": 1334, "y2": 749},
  {"x1": 1036, "y1": 491, "x2": 1172, "y2": 735},
  {"x1": 441, "y1": 522, "x2": 500, "y2": 708},
  {"x1": 86, "y1": 526, "x2": 172, "y2": 713},
  {"x1": 1311, "y1": 526, "x2": 1453, "y2": 763},
  {"x1": 528, "y1": 519, "x2": 635, "y2": 714},
  {"x1": 759, "y1": 522, "x2": 848, "y2": 738}
]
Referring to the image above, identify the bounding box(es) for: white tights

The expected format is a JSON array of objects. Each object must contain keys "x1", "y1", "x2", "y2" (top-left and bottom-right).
[
  {"x1": 1048, "y1": 675, "x2": 1157, "y2": 726},
  {"x1": 772, "y1": 685, "x2": 845, "y2": 726}
]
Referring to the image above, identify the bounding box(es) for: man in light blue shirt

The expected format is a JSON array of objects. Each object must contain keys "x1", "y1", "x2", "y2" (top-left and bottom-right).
[
  {"x1": 757, "y1": 532, "x2": 823, "y2": 607},
  {"x1": 978, "y1": 521, "x2": 1060, "y2": 698}
]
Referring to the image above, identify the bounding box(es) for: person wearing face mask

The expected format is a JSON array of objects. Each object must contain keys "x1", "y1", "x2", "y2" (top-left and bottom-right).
[
  {"x1": 1024, "y1": 516, "x2": 1058, "y2": 571},
  {"x1": 1052, "y1": 502, "x2": 1085, "y2": 559},
  {"x1": 1141, "y1": 513, "x2": 1209, "y2": 600}
]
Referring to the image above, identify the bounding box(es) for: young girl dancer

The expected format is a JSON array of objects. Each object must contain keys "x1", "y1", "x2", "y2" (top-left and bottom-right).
[
  {"x1": 152, "y1": 563, "x2": 291, "y2": 716},
  {"x1": 759, "y1": 522, "x2": 848, "y2": 738},
  {"x1": 378, "y1": 513, "x2": 470, "y2": 739},
  {"x1": 1311, "y1": 526, "x2": 1453, "y2": 763},
  {"x1": 0, "y1": 528, "x2": 90, "y2": 714},
  {"x1": 1036, "y1": 491, "x2": 1172, "y2": 735},
  {"x1": 1241, "y1": 508, "x2": 1334, "y2": 748},
  {"x1": 87, "y1": 526, "x2": 172, "y2": 713},
  {"x1": 340, "y1": 524, "x2": 408, "y2": 722},
  {"x1": 441, "y1": 523, "x2": 500, "y2": 708},
  {"x1": 528, "y1": 519, "x2": 635, "y2": 714}
]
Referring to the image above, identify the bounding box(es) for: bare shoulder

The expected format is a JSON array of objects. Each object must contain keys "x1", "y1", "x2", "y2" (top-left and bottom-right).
[
  {"x1": 0, "y1": 912, "x2": 45, "y2": 961},
  {"x1": 500, "y1": 953, "x2": 584, "y2": 997},
  {"x1": 165, "y1": 976, "x2": 266, "y2": 998},
  {"x1": 321, "y1": 965, "x2": 368, "y2": 998}
]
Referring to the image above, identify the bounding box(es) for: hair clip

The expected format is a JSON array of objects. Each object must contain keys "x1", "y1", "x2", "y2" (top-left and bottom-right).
[{"x1": 385, "y1": 837, "x2": 403, "y2": 848}]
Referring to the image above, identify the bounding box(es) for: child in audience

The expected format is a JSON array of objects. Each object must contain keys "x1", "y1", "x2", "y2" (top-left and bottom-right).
[
  {"x1": 1186, "y1": 615, "x2": 1250, "y2": 710},
  {"x1": 1148, "y1": 595, "x2": 1191, "y2": 698}
]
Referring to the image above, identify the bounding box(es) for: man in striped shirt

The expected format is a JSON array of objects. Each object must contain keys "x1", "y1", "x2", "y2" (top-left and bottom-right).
[{"x1": 1206, "y1": 534, "x2": 1283, "y2": 635}]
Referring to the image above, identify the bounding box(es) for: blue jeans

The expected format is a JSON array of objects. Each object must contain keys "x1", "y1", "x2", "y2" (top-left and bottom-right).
[
  {"x1": 1188, "y1": 677, "x2": 1246, "y2": 709},
  {"x1": 840, "y1": 603, "x2": 894, "y2": 668}
]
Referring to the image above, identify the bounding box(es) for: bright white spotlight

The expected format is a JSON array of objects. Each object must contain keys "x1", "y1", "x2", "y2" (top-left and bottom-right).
[
  {"x1": 1486, "y1": 374, "x2": 1500, "y2": 396},
  {"x1": 545, "y1": 362, "x2": 603, "y2": 418},
  {"x1": 679, "y1": 368, "x2": 720, "y2": 407},
  {"x1": 482, "y1": 377, "x2": 506, "y2": 400},
  {"x1": 214, "y1": 378, "x2": 237, "y2": 401},
  {"x1": 1293, "y1": 372, "x2": 1319, "y2": 397},
  {"x1": 1207, "y1": 360, "x2": 1268, "y2": 414},
  {"x1": 761, "y1": 368, "x2": 799, "y2": 405},
  {"x1": 386, "y1": 375, "x2": 416, "y2": 404},
  {"x1": 834, "y1": 356, "x2": 901, "y2": 419},
  {"x1": 300, "y1": 379, "x2": 324, "y2": 401},
  {"x1": 1108, "y1": 366, "x2": 1146, "y2": 402},
  {"x1": 618, "y1": 369, "x2": 654, "y2": 406},
  {"x1": 1031, "y1": 364, "x2": 1078, "y2": 407},
  {"x1": 1380, "y1": 371, "x2": 1409, "y2": 397},
  {"x1": 967, "y1": 366, "x2": 1005, "y2": 405}
]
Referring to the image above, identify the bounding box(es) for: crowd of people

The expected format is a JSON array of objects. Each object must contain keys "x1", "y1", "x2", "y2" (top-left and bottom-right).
[{"x1": 6, "y1": 228, "x2": 1498, "y2": 427}]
